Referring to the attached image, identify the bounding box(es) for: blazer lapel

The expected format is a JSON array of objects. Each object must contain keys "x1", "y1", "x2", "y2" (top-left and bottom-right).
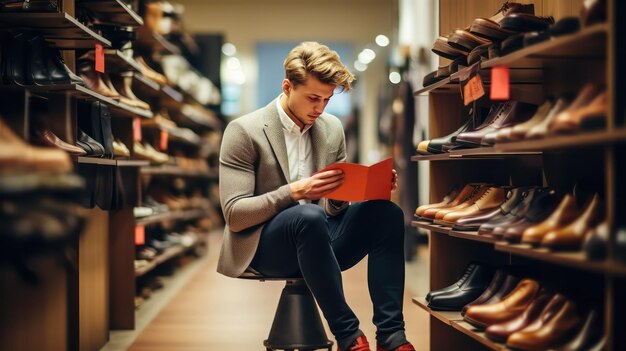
[
  {"x1": 263, "y1": 101, "x2": 290, "y2": 181},
  {"x1": 310, "y1": 119, "x2": 328, "y2": 172}
]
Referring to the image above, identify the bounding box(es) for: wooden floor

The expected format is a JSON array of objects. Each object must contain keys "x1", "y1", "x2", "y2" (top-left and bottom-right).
[{"x1": 127, "y1": 231, "x2": 429, "y2": 350}]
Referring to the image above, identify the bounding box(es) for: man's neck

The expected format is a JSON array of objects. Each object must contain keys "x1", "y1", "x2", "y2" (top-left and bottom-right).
[{"x1": 280, "y1": 94, "x2": 305, "y2": 131}]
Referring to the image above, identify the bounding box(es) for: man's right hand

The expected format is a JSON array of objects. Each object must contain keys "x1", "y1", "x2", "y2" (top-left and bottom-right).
[{"x1": 290, "y1": 169, "x2": 344, "y2": 201}]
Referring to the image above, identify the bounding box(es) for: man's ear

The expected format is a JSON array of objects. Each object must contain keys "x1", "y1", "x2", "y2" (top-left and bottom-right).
[{"x1": 282, "y1": 79, "x2": 291, "y2": 95}]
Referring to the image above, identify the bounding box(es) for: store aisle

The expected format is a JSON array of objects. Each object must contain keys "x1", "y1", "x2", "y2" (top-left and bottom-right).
[{"x1": 126, "y1": 230, "x2": 429, "y2": 350}]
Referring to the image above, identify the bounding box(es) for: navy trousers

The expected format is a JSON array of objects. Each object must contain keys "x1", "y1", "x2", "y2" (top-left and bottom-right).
[{"x1": 250, "y1": 200, "x2": 406, "y2": 341}]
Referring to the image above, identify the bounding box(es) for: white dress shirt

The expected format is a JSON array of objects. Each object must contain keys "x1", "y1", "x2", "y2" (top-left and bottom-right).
[{"x1": 276, "y1": 95, "x2": 314, "y2": 204}]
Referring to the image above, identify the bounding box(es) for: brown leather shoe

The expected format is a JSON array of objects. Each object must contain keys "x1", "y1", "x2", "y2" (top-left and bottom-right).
[
  {"x1": 448, "y1": 29, "x2": 492, "y2": 52},
  {"x1": 521, "y1": 194, "x2": 580, "y2": 246},
  {"x1": 542, "y1": 194, "x2": 603, "y2": 250},
  {"x1": 469, "y1": 2, "x2": 535, "y2": 40},
  {"x1": 456, "y1": 102, "x2": 537, "y2": 147},
  {"x1": 498, "y1": 99, "x2": 554, "y2": 142},
  {"x1": 0, "y1": 117, "x2": 72, "y2": 174},
  {"x1": 507, "y1": 298, "x2": 581, "y2": 350},
  {"x1": 440, "y1": 187, "x2": 506, "y2": 225},
  {"x1": 421, "y1": 184, "x2": 479, "y2": 220},
  {"x1": 37, "y1": 129, "x2": 86, "y2": 156},
  {"x1": 485, "y1": 290, "x2": 553, "y2": 342},
  {"x1": 454, "y1": 187, "x2": 526, "y2": 231},
  {"x1": 543, "y1": 83, "x2": 598, "y2": 134},
  {"x1": 550, "y1": 90, "x2": 607, "y2": 134},
  {"x1": 78, "y1": 60, "x2": 121, "y2": 99},
  {"x1": 464, "y1": 278, "x2": 541, "y2": 329}
]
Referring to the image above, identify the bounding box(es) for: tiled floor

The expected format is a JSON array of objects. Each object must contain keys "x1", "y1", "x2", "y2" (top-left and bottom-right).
[{"x1": 103, "y1": 230, "x2": 430, "y2": 350}]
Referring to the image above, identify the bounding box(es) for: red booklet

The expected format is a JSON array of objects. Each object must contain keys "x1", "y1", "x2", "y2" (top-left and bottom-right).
[{"x1": 315, "y1": 157, "x2": 393, "y2": 202}]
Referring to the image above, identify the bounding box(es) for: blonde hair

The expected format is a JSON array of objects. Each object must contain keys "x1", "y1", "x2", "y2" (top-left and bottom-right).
[{"x1": 284, "y1": 41, "x2": 355, "y2": 92}]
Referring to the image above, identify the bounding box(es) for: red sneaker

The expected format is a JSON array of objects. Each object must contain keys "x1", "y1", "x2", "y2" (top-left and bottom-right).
[
  {"x1": 376, "y1": 342, "x2": 416, "y2": 351},
  {"x1": 339, "y1": 335, "x2": 371, "y2": 351}
]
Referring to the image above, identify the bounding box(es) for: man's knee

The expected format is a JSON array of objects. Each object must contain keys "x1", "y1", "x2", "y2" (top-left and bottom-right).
[{"x1": 361, "y1": 200, "x2": 404, "y2": 222}]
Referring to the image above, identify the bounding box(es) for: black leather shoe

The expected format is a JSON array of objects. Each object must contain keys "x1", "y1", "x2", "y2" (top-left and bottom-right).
[
  {"x1": 461, "y1": 269, "x2": 507, "y2": 316},
  {"x1": 27, "y1": 35, "x2": 55, "y2": 86},
  {"x1": 417, "y1": 119, "x2": 473, "y2": 155},
  {"x1": 615, "y1": 226, "x2": 626, "y2": 264},
  {"x1": 76, "y1": 129, "x2": 105, "y2": 156},
  {"x1": 426, "y1": 262, "x2": 477, "y2": 302},
  {"x1": 428, "y1": 264, "x2": 495, "y2": 311},
  {"x1": 583, "y1": 222, "x2": 608, "y2": 261},
  {"x1": 500, "y1": 13, "x2": 555, "y2": 32}
]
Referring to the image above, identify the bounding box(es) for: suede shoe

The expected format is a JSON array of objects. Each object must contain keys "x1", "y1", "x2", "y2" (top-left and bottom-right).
[
  {"x1": 377, "y1": 342, "x2": 416, "y2": 351},
  {"x1": 339, "y1": 335, "x2": 371, "y2": 351}
]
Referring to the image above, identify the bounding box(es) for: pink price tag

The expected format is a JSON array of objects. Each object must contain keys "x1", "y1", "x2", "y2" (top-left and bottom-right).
[
  {"x1": 135, "y1": 225, "x2": 145, "y2": 245},
  {"x1": 95, "y1": 44, "x2": 105, "y2": 73},
  {"x1": 159, "y1": 130, "x2": 169, "y2": 151},
  {"x1": 490, "y1": 66, "x2": 510, "y2": 100},
  {"x1": 133, "y1": 117, "x2": 142, "y2": 141}
]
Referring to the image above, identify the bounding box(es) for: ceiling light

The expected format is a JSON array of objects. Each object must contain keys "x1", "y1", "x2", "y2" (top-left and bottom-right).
[
  {"x1": 222, "y1": 43, "x2": 236, "y2": 56},
  {"x1": 389, "y1": 71, "x2": 401, "y2": 84},
  {"x1": 375, "y1": 34, "x2": 390, "y2": 47}
]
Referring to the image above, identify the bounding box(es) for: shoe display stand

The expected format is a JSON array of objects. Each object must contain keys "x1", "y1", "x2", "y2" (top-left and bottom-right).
[{"x1": 412, "y1": 1, "x2": 625, "y2": 350}]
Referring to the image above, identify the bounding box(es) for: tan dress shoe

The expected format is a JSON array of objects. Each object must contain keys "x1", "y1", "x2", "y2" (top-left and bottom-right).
[
  {"x1": 113, "y1": 139, "x2": 130, "y2": 157},
  {"x1": 525, "y1": 98, "x2": 570, "y2": 139},
  {"x1": 421, "y1": 184, "x2": 479, "y2": 219},
  {"x1": 521, "y1": 194, "x2": 580, "y2": 246},
  {"x1": 542, "y1": 194, "x2": 603, "y2": 249},
  {"x1": 434, "y1": 185, "x2": 489, "y2": 220},
  {"x1": 112, "y1": 75, "x2": 151, "y2": 111},
  {"x1": 415, "y1": 186, "x2": 460, "y2": 217},
  {"x1": 441, "y1": 187, "x2": 506, "y2": 224},
  {"x1": 464, "y1": 279, "x2": 541, "y2": 328},
  {"x1": 78, "y1": 60, "x2": 121, "y2": 99},
  {"x1": 550, "y1": 90, "x2": 607, "y2": 134},
  {"x1": 135, "y1": 56, "x2": 169, "y2": 86}
]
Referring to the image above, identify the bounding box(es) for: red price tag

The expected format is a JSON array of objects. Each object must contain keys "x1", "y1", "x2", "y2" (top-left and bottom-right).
[
  {"x1": 95, "y1": 43, "x2": 105, "y2": 73},
  {"x1": 159, "y1": 130, "x2": 169, "y2": 151},
  {"x1": 133, "y1": 117, "x2": 142, "y2": 141},
  {"x1": 135, "y1": 225, "x2": 145, "y2": 245},
  {"x1": 463, "y1": 74, "x2": 485, "y2": 106},
  {"x1": 490, "y1": 65, "x2": 510, "y2": 100}
]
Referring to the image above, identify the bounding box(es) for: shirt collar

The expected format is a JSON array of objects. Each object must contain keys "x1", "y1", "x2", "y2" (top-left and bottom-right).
[{"x1": 276, "y1": 94, "x2": 313, "y2": 134}]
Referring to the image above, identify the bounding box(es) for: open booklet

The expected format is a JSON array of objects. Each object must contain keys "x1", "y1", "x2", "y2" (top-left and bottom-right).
[{"x1": 315, "y1": 157, "x2": 393, "y2": 202}]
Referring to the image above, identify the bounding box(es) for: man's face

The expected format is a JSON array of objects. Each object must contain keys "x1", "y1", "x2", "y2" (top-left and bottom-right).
[{"x1": 282, "y1": 76, "x2": 335, "y2": 129}]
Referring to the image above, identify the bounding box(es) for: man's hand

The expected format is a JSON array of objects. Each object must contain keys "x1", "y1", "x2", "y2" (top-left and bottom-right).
[
  {"x1": 392, "y1": 168, "x2": 399, "y2": 192},
  {"x1": 290, "y1": 169, "x2": 344, "y2": 201}
]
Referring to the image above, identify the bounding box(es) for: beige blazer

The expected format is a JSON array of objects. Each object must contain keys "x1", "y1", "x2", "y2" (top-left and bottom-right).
[{"x1": 218, "y1": 99, "x2": 348, "y2": 277}]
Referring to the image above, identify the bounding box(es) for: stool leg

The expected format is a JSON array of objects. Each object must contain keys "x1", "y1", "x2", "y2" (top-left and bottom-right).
[{"x1": 264, "y1": 280, "x2": 333, "y2": 351}]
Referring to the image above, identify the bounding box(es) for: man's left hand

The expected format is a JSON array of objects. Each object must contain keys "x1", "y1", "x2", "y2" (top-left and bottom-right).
[{"x1": 391, "y1": 169, "x2": 398, "y2": 192}]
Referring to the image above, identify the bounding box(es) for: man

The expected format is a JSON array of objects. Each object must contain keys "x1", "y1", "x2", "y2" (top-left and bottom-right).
[{"x1": 218, "y1": 42, "x2": 415, "y2": 351}]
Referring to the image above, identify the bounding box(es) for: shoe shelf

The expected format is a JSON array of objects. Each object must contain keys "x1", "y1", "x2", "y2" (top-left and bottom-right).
[
  {"x1": 481, "y1": 23, "x2": 608, "y2": 70},
  {"x1": 78, "y1": 0, "x2": 144, "y2": 27},
  {"x1": 414, "y1": 23, "x2": 608, "y2": 97},
  {"x1": 134, "y1": 238, "x2": 200, "y2": 278},
  {"x1": 411, "y1": 149, "x2": 541, "y2": 161},
  {"x1": 495, "y1": 242, "x2": 626, "y2": 278},
  {"x1": 412, "y1": 297, "x2": 507, "y2": 351},
  {"x1": 0, "y1": 12, "x2": 111, "y2": 49},
  {"x1": 104, "y1": 50, "x2": 143, "y2": 73},
  {"x1": 412, "y1": 220, "x2": 501, "y2": 245},
  {"x1": 494, "y1": 128, "x2": 626, "y2": 152},
  {"x1": 77, "y1": 157, "x2": 149, "y2": 167},
  {"x1": 141, "y1": 124, "x2": 202, "y2": 147},
  {"x1": 141, "y1": 165, "x2": 218, "y2": 179},
  {"x1": 135, "y1": 208, "x2": 208, "y2": 227},
  {"x1": 449, "y1": 230, "x2": 501, "y2": 244},
  {"x1": 411, "y1": 220, "x2": 451, "y2": 234}
]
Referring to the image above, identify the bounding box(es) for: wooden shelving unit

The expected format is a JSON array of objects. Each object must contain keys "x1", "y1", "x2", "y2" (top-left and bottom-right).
[
  {"x1": 135, "y1": 208, "x2": 208, "y2": 227},
  {"x1": 413, "y1": 1, "x2": 623, "y2": 350},
  {"x1": 104, "y1": 50, "x2": 143, "y2": 73},
  {"x1": 0, "y1": 12, "x2": 111, "y2": 49}
]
